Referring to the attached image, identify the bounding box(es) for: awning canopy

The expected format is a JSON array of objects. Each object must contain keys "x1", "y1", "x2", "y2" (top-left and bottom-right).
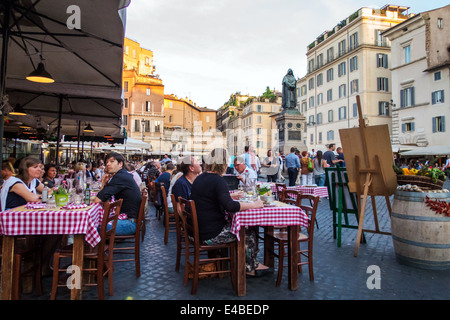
[{"x1": 400, "y1": 145, "x2": 450, "y2": 156}]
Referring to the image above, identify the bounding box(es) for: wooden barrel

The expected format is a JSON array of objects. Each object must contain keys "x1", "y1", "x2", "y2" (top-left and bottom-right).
[{"x1": 391, "y1": 190, "x2": 450, "y2": 270}]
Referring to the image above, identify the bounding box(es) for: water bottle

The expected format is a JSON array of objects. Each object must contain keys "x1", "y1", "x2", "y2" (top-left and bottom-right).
[
  {"x1": 84, "y1": 183, "x2": 91, "y2": 205},
  {"x1": 42, "y1": 182, "x2": 48, "y2": 203}
]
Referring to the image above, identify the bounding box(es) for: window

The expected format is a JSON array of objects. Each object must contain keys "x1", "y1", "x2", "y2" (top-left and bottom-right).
[
  {"x1": 339, "y1": 84, "x2": 346, "y2": 98},
  {"x1": 144, "y1": 120, "x2": 150, "y2": 132},
  {"x1": 432, "y1": 116, "x2": 445, "y2": 132},
  {"x1": 338, "y1": 39, "x2": 346, "y2": 56},
  {"x1": 434, "y1": 71, "x2": 442, "y2": 81},
  {"x1": 124, "y1": 81, "x2": 129, "y2": 92},
  {"x1": 256, "y1": 128, "x2": 263, "y2": 135},
  {"x1": 169, "y1": 115, "x2": 173, "y2": 123},
  {"x1": 316, "y1": 73, "x2": 323, "y2": 87},
  {"x1": 353, "y1": 103, "x2": 358, "y2": 117},
  {"x1": 132, "y1": 49, "x2": 136, "y2": 58},
  {"x1": 308, "y1": 115, "x2": 315, "y2": 124},
  {"x1": 300, "y1": 85, "x2": 307, "y2": 96},
  {"x1": 135, "y1": 119, "x2": 140, "y2": 132},
  {"x1": 438, "y1": 18, "x2": 443, "y2": 29},
  {"x1": 327, "y1": 47, "x2": 334, "y2": 63},
  {"x1": 350, "y1": 79, "x2": 359, "y2": 94},
  {"x1": 349, "y1": 32, "x2": 358, "y2": 50},
  {"x1": 310, "y1": 134, "x2": 314, "y2": 144},
  {"x1": 309, "y1": 96, "x2": 315, "y2": 108},
  {"x1": 317, "y1": 113, "x2": 323, "y2": 124},
  {"x1": 400, "y1": 87, "x2": 415, "y2": 108},
  {"x1": 327, "y1": 130, "x2": 334, "y2": 141},
  {"x1": 316, "y1": 53, "x2": 324, "y2": 68},
  {"x1": 146, "y1": 88, "x2": 151, "y2": 95},
  {"x1": 402, "y1": 122, "x2": 415, "y2": 132},
  {"x1": 327, "y1": 89, "x2": 333, "y2": 102},
  {"x1": 404, "y1": 45, "x2": 411, "y2": 64},
  {"x1": 375, "y1": 30, "x2": 387, "y2": 46},
  {"x1": 432, "y1": 90, "x2": 445, "y2": 104},
  {"x1": 256, "y1": 141, "x2": 263, "y2": 149},
  {"x1": 308, "y1": 78, "x2": 314, "y2": 90},
  {"x1": 338, "y1": 62, "x2": 346, "y2": 77},
  {"x1": 326, "y1": 68, "x2": 334, "y2": 82},
  {"x1": 145, "y1": 101, "x2": 151, "y2": 112},
  {"x1": 206, "y1": 115, "x2": 210, "y2": 123},
  {"x1": 317, "y1": 93, "x2": 323, "y2": 105},
  {"x1": 145, "y1": 56, "x2": 150, "y2": 65},
  {"x1": 308, "y1": 59, "x2": 315, "y2": 73},
  {"x1": 377, "y1": 53, "x2": 388, "y2": 68},
  {"x1": 377, "y1": 77, "x2": 389, "y2": 91},
  {"x1": 301, "y1": 101, "x2": 307, "y2": 113},
  {"x1": 257, "y1": 116, "x2": 262, "y2": 124},
  {"x1": 378, "y1": 101, "x2": 390, "y2": 116},
  {"x1": 124, "y1": 98, "x2": 128, "y2": 108},
  {"x1": 123, "y1": 115, "x2": 128, "y2": 126},
  {"x1": 257, "y1": 105, "x2": 263, "y2": 112},
  {"x1": 349, "y1": 56, "x2": 358, "y2": 72},
  {"x1": 328, "y1": 110, "x2": 334, "y2": 122},
  {"x1": 338, "y1": 106, "x2": 347, "y2": 120},
  {"x1": 318, "y1": 132, "x2": 322, "y2": 143}
]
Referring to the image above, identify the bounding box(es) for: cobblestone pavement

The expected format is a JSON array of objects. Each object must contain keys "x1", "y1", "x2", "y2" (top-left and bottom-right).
[{"x1": 21, "y1": 179, "x2": 450, "y2": 302}]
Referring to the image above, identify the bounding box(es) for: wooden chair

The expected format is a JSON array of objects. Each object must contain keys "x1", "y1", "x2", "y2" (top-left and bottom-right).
[
  {"x1": 50, "y1": 199, "x2": 122, "y2": 300},
  {"x1": 178, "y1": 197, "x2": 236, "y2": 295},
  {"x1": 275, "y1": 183, "x2": 287, "y2": 201},
  {"x1": 112, "y1": 193, "x2": 147, "y2": 277},
  {"x1": 280, "y1": 188, "x2": 302, "y2": 206},
  {"x1": 151, "y1": 182, "x2": 164, "y2": 220},
  {"x1": 0, "y1": 236, "x2": 42, "y2": 300},
  {"x1": 269, "y1": 194, "x2": 320, "y2": 286},
  {"x1": 170, "y1": 194, "x2": 185, "y2": 272},
  {"x1": 161, "y1": 186, "x2": 177, "y2": 245}
]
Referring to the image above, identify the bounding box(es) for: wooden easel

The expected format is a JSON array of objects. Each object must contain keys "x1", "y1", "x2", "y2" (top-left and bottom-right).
[{"x1": 339, "y1": 95, "x2": 397, "y2": 257}]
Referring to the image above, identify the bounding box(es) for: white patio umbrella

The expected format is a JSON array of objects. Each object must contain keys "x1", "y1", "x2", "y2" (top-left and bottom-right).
[{"x1": 400, "y1": 145, "x2": 450, "y2": 156}]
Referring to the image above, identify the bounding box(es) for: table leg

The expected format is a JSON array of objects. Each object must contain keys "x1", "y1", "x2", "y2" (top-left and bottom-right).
[
  {"x1": 71, "y1": 234, "x2": 84, "y2": 300},
  {"x1": 264, "y1": 226, "x2": 274, "y2": 268},
  {"x1": 287, "y1": 225, "x2": 299, "y2": 291},
  {"x1": 236, "y1": 228, "x2": 246, "y2": 297},
  {"x1": 1, "y1": 236, "x2": 14, "y2": 300}
]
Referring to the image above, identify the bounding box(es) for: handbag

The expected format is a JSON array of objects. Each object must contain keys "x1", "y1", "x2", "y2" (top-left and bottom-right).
[{"x1": 308, "y1": 158, "x2": 313, "y2": 172}]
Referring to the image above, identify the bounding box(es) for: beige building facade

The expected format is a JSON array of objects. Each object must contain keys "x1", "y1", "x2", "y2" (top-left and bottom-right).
[
  {"x1": 383, "y1": 4, "x2": 450, "y2": 152},
  {"x1": 298, "y1": 5, "x2": 410, "y2": 152}
]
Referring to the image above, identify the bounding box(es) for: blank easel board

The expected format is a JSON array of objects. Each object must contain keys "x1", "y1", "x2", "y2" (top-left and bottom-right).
[{"x1": 339, "y1": 124, "x2": 397, "y2": 196}]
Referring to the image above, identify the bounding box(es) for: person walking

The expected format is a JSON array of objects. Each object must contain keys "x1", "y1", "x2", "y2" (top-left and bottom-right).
[
  {"x1": 300, "y1": 150, "x2": 314, "y2": 186},
  {"x1": 262, "y1": 150, "x2": 278, "y2": 182},
  {"x1": 313, "y1": 150, "x2": 328, "y2": 186},
  {"x1": 284, "y1": 147, "x2": 300, "y2": 187}
]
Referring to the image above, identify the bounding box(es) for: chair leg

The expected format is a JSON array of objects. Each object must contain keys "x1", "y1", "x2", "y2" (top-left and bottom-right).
[
  {"x1": 50, "y1": 253, "x2": 60, "y2": 300},
  {"x1": 12, "y1": 254, "x2": 21, "y2": 300},
  {"x1": 308, "y1": 243, "x2": 314, "y2": 281},
  {"x1": 230, "y1": 246, "x2": 237, "y2": 293},
  {"x1": 175, "y1": 237, "x2": 181, "y2": 272},
  {"x1": 97, "y1": 262, "x2": 105, "y2": 300},
  {"x1": 276, "y1": 242, "x2": 284, "y2": 287},
  {"x1": 135, "y1": 240, "x2": 141, "y2": 278},
  {"x1": 107, "y1": 262, "x2": 114, "y2": 296},
  {"x1": 191, "y1": 258, "x2": 199, "y2": 295},
  {"x1": 164, "y1": 213, "x2": 169, "y2": 245}
]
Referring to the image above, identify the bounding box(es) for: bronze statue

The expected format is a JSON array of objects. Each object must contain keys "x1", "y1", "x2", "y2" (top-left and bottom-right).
[{"x1": 282, "y1": 68, "x2": 297, "y2": 110}]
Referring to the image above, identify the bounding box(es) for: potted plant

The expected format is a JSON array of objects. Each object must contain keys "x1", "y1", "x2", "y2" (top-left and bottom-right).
[{"x1": 54, "y1": 185, "x2": 69, "y2": 206}]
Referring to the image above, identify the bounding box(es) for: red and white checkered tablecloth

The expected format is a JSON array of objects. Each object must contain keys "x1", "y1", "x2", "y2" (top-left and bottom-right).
[
  {"x1": 269, "y1": 183, "x2": 328, "y2": 198},
  {"x1": 231, "y1": 202, "x2": 309, "y2": 241},
  {"x1": 0, "y1": 203, "x2": 103, "y2": 247}
]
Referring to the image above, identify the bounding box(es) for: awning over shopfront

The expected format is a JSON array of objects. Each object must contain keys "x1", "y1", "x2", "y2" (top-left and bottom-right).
[{"x1": 400, "y1": 145, "x2": 450, "y2": 156}]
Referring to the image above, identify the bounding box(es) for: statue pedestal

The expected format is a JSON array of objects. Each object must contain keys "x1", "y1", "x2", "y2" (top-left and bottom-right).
[{"x1": 275, "y1": 109, "x2": 307, "y2": 155}]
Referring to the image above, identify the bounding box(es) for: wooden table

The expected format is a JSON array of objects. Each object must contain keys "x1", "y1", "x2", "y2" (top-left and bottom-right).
[
  {"x1": 230, "y1": 201, "x2": 309, "y2": 296},
  {"x1": 0, "y1": 203, "x2": 103, "y2": 300}
]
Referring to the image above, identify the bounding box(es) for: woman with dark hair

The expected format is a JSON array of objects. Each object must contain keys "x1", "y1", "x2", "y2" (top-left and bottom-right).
[
  {"x1": 190, "y1": 148, "x2": 268, "y2": 276},
  {"x1": 43, "y1": 163, "x2": 58, "y2": 188},
  {"x1": 313, "y1": 150, "x2": 328, "y2": 186}
]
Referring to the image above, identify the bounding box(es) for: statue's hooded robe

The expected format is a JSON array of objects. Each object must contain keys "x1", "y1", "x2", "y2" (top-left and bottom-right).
[{"x1": 282, "y1": 68, "x2": 297, "y2": 109}]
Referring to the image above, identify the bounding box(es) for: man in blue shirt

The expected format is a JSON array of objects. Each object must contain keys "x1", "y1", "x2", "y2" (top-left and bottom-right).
[
  {"x1": 284, "y1": 147, "x2": 300, "y2": 186},
  {"x1": 171, "y1": 156, "x2": 202, "y2": 209}
]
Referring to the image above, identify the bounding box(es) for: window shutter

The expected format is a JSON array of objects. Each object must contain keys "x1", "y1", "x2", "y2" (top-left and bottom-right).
[
  {"x1": 432, "y1": 92, "x2": 436, "y2": 104},
  {"x1": 442, "y1": 90, "x2": 445, "y2": 103},
  {"x1": 402, "y1": 123, "x2": 406, "y2": 132},
  {"x1": 384, "y1": 54, "x2": 388, "y2": 68},
  {"x1": 411, "y1": 87, "x2": 415, "y2": 106},
  {"x1": 442, "y1": 116, "x2": 446, "y2": 132},
  {"x1": 400, "y1": 89, "x2": 405, "y2": 108},
  {"x1": 432, "y1": 117, "x2": 437, "y2": 133},
  {"x1": 411, "y1": 122, "x2": 415, "y2": 131}
]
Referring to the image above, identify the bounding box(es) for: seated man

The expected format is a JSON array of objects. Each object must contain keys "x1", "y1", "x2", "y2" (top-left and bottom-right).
[
  {"x1": 233, "y1": 156, "x2": 257, "y2": 188},
  {"x1": 95, "y1": 152, "x2": 143, "y2": 235},
  {"x1": 171, "y1": 156, "x2": 202, "y2": 206}
]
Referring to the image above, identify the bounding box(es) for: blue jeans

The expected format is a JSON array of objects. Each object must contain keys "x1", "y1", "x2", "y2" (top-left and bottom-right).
[
  {"x1": 106, "y1": 219, "x2": 136, "y2": 236},
  {"x1": 315, "y1": 173, "x2": 325, "y2": 186}
]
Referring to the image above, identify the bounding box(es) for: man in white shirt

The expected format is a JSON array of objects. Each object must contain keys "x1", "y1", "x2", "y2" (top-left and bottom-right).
[{"x1": 233, "y1": 156, "x2": 257, "y2": 187}]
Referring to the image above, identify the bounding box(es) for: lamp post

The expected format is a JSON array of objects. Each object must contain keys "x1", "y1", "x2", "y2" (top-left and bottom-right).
[{"x1": 141, "y1": 119, "x2": 145, "y2": 161}]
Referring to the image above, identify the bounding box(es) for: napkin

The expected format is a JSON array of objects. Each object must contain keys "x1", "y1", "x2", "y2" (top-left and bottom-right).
[
  {"x1": 61, "y1": 203, "x2": 89, "y2": 210},
  {"x1": 25, "y1": 203, "x2": 47, "y2": 209}
]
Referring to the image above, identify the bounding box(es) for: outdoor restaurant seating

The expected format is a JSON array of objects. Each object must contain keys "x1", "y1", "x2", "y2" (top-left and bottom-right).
[
  {"x1": 178, "y1": 197, "x2": 236, "y2": 295},
  {"x1": 268, "y1": 194, "x2": 320, "y2": 286},
  {"x1": 50, "y1": 199, "x2": 123, "y2": 300},
  {"x1": 149, "y1": 181, "x2": 163, "y2": 220},
  {"x1": 160, "y1": 186, "x2": 177, "y2": 245},
  {"x1": 281, "y1": 188, "x2": 302, "y2": 207},
  {"x1": 275, "y1": 183, "x2": 287, "y2": 200},
  {"x1": 170, "y1": 194, "x2": 186, "y2": 272},
  {"x1": 112, "y1": 193, "x2": 147, "y2": 278}
]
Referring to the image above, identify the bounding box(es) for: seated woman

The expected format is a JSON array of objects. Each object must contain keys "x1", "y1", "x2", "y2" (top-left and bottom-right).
[
  {"x1": 190, "y1": 148, "x2": 269, "y2": 276},
  {"x1": 1, "y1": 157, "x2": 43, "y2": 210},
  {"x1": 42, "y1": 164, "x2": 58, "y2": 188}
]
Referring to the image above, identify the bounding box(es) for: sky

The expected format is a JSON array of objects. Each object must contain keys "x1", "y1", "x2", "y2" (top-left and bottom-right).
[{"x1": 124, "y1": 0, "x2": 447, "y2": 110}]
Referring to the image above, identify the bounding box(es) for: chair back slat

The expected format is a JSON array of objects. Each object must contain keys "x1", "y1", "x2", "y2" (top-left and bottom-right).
[
  {"x1": 135, "y1": 193, "x2": 147, "y2": 239},
  {"x1": 171, "y1": 194, "x2": 183, "y2": 235},
  {"x1": 275, "y1": 183, "x2": 286, "y2": 200},
  {"x1": 99, "y1": 199, "x2": 123, "y2": 256},
  {"x1": 298, "y1": 194, "x2": 320, "y2": 237},
  {"x1": 281, "y1": 189, "x2": 302, "y2": 207},
  {"x1": 179, "y1": 197, "x2": 199, "y2": 248}
]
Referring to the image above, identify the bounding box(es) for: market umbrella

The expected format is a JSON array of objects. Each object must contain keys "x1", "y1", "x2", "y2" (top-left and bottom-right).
[
  {"x1": 0, "y1": 0, "x2": 130, "y2": 162},
  {"x1": 400, "y1": 145, "x2": 450, "y2": 156}
]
